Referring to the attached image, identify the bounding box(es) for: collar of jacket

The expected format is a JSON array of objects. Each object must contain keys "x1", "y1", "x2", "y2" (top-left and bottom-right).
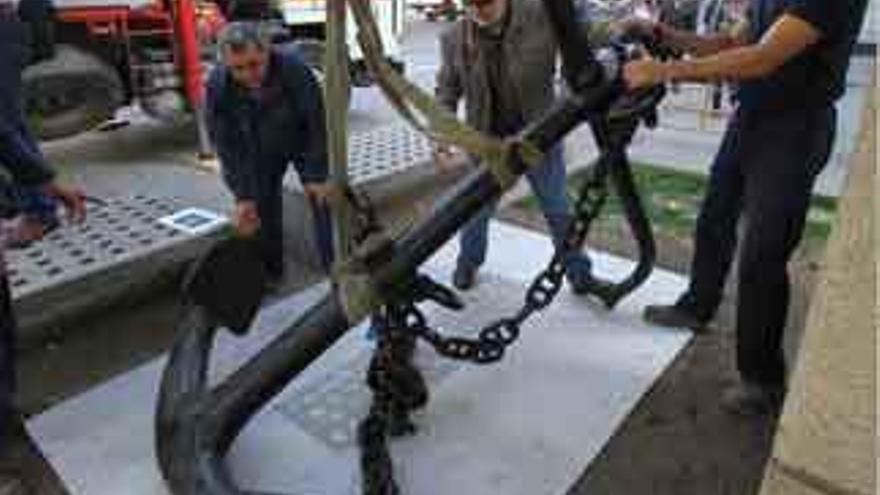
[
  {"x1": 503, "y1": 0, "x2": 528, "y2": 40},
  {"x1": 475, "y1": 0, "x2": 512, "y2": 38},
  {"x1": 466, "y1": 0, "x2": 529, "y2": 45}
]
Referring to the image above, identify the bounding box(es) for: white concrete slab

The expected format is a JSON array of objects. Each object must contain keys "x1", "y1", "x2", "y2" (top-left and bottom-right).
[{"x1": 28, "y1": 222, "x2": 691, "y2": 495}]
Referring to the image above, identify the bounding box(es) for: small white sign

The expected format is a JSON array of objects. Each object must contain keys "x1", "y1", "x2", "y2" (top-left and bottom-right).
[{"x1": 157, "y1": 208, "x2": 228, "y2": 236}]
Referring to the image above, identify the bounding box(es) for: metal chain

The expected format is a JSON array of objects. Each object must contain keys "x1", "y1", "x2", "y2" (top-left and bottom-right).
[
  {"x1": 358, "y1": 307, "x2": 428, "y2": 495},
  {"x1": 406, "y1": 161, "x2": 609, "y2": 365},
  {"x1": 356, "y1": 163, "x2": 610, "y2": 495}
]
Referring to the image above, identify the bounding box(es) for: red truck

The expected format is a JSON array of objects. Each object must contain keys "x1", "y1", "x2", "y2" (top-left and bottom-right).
[
  {"x1": 24, "y1": 0, "x2": 406, "y2": 141},
  {"x1": 23, "y1": 0, "x2": 227, "y2": 140}
]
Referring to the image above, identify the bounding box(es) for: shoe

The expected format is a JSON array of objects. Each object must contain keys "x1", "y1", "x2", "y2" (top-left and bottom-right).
[
  {"x1": 452, "y1": 264, "x2": 478, "y2": 291},
  {"x1": 720, "y1": 382, "x2": 785, "y2": 417},
  {"x1": 643, "y1": 304, "x2": 709, "y2": 333},
  {"x1": 0, "y1": 471, "x2": 29, "y2": 495}
]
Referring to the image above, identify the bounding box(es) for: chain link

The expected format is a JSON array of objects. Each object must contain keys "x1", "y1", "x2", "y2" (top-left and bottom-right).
[
  {"x1": 356, "y1": 163, "x2": 610, "y2": 495},
  {"x1": 418, "y1": 162, "x2": 608, "y2": 364}
]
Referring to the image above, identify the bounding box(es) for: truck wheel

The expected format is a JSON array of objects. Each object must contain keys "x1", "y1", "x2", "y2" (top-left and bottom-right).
[{"x1": 22, "y1": 45, "x2": 123, "y2": 141}]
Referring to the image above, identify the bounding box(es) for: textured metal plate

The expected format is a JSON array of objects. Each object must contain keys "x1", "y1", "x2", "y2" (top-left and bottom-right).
[
  {"x1": 7, "y1": 196, "x2": 228, "y2": 301},
  {"x1": 273, "y1": 273, "x2": 527, "y2": 450},
  {"x1": 274, "y1": 340, "x2": 463, "y2": 450},
  {"x1": 284, "y1": 123, "x2": 433, "y2": 191}
]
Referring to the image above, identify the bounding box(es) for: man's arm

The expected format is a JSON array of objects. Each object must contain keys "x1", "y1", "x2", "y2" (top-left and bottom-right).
[
  {"x1": 287, "y1": 59, "x2": 328, "y2": 186},
  {"x1": 658, "y1": 19, "x2": 750, "y2": 57},
  {"x1": 435, "y1": 28, "x2": 463, "y2": 113},
  {"x1": 204, "y1": 73, "x2": 257, "y2": 201},
  {"x1": 618, "y1": 17, "x2": 750, "y2": 57},
  {"x1": 624, "y1": 14, "x2": 823, "y2": 88},
  {"x1": 0, "y1": 122, "x2": 56, "y2": 188},
  {"x1": 432, "y1": 28, "x2": 465, "y2": 168}
]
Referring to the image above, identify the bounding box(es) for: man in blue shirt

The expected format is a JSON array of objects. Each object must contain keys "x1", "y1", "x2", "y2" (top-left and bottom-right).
[
  {"x1": 206, "y1": 22, "x2": 334, "y2": 283},
  {"x1": 621, "y1": 0, "x2": 867, "y2": 414}
]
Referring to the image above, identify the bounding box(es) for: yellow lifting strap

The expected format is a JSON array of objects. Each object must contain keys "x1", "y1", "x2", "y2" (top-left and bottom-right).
[{"x1": 345, "y1": 0, "x2": 544, "y2": 190}]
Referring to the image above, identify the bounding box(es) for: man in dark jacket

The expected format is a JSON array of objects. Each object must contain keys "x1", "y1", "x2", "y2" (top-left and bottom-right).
[
  {"x1": 0, "y1": 1, "x2": 86, "y2": 491},
  {"x1": 1, "y1": 0, "x2": 57, "y2": 216},
  {"x1": 206, "y1": 22, "x2": 334, "y2": 282},
  {"x1": 622, "y1": 0, "x2": 867, "y2": 415}
]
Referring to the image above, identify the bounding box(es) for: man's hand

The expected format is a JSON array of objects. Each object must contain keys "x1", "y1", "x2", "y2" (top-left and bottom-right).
[
  {"x1": 42, "y1": 182, "x2": 86, "y2": 223},
  {"x1": 233, "y1": 200, "x2": 261, "y2": 237},
  {"x1": 614, "y1": 17, "x2": 658, "y2": 41},
  {"x1": 624, "y1": 13, "x2": 823, "y2": 89},
  {"x1": 623, "y1": 58, "x2": 667, "y2": 90},
  {"x1": 432, "y1": 144, "x2": 461, "y2": 173},
  {"x1": 4, "y1": 215, "x2": 47, "y2": 248},
  {"x1": 303, "y1": 182, "x2": 335, "y2": 206}
]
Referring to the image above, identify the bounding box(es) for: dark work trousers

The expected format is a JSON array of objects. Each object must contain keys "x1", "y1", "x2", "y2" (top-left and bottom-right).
[
  {"x1": 0, "y1": 275, "x2": 16, "y2": 445},
  {"x1": 0, "y1": 18, "x2": 29, "y2": 449},
  {"x1": 254, "y1": 165, "x2": 334, "y2": 276},
  {"x1": 677, "y1": 105, "x2": 836, "y2": 387}
]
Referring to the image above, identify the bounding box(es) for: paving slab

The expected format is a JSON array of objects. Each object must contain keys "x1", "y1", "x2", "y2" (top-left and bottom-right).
[
  {"x1": 27, "y1": 222, "x2": 691, "y2": 495},
  {"x1": 7, "y1": 196, "x2": 228, "y2": 336}
]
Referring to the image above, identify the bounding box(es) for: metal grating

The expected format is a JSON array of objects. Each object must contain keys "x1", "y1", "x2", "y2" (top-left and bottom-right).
[
  {"x1": 6, "y1": 196, "x2": 228, "y2": 300},
  {"x1": 274, "y1": 343, "x2": 461, "y2": 450},
  {"x1": 284, "y1": 123, "x2": 433, "y2": 191},
  {"x1": 273, "y1": 274, "x2": 520, "y2": 450}
]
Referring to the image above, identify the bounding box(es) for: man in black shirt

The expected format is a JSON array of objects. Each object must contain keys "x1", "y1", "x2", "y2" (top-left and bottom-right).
[{"x1": 621, "y1": 0, "x2": 868, "y2": 415}]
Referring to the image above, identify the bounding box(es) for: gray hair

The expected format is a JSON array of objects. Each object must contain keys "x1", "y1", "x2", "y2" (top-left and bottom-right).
[{"x1": 217, "y1": 21, "x2": 270, "y2": 57}]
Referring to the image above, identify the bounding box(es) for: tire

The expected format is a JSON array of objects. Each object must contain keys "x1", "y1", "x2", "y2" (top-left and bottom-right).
[{"x1": 22, "y1": 45, "x2": 124, "y2": 141}]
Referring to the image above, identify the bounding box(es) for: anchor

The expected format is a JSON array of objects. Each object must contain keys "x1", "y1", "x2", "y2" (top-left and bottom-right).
[{"x1": 154, "y1": 1, "x2": 674, "y2": 492}]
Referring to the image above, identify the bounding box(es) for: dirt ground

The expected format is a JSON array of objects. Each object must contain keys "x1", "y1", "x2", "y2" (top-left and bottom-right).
[{"x1": 497, "y1": 205, "x2": 824, "y2": 495}]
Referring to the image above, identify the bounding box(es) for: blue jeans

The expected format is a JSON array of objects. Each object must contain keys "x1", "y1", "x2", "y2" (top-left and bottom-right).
[{"x1": 457, "y1": 144, "x2": 592, "y2": 282}]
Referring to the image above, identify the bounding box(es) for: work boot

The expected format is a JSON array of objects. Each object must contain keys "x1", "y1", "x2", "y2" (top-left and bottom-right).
[
  {"x1": 720, "y1": 382, "x2": 786, "y2": 417},
  {"x1": 643, "y1": 304, "x2": 709, "y2": 333},
  {"x1": 452, "y1": 263, "x2": 478, "y2": 291}
]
